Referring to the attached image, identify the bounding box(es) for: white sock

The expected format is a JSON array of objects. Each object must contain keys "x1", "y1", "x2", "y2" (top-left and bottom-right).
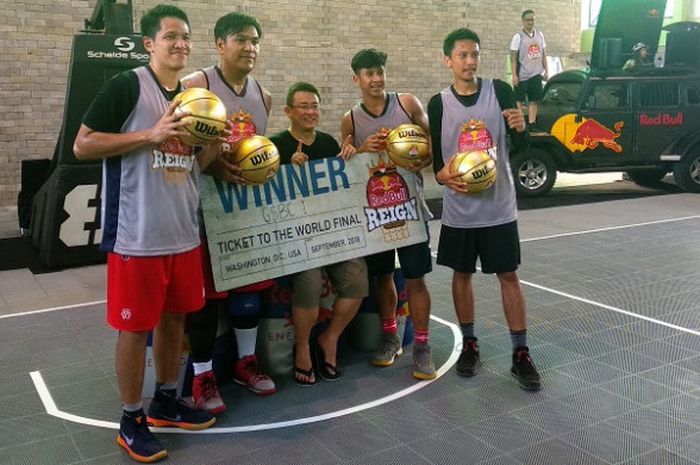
[
  {"x1": 234, "y1": 327, "x2": 258, "y2": 358},
  {"x1": 193, "y1": 360, "x2": 213, "y2": 375}
]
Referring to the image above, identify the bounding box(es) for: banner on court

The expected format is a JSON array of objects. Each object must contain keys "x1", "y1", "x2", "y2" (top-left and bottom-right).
[{"x1": 200, "y1": 152, "x2": 429, "y2": 291}]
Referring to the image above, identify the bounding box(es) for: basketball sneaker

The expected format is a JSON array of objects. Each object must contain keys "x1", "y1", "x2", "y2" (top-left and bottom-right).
[
  {"x1": 147, "y1": 390, "x2": 216, "y2": 430},
  {"x1": 372, "y1": 332, "x2": 403, "y2": 367},
  {"x1": 117, "y1": 411, "x2": 167, "y2": 463},
  {"x1": 234, "y1": 355, "x2": 277, "y2": 396},
  {"x1": 412, "y1": 343, "x2": 437, "y2": 380},
  {"x1": 456, "y1": 337, "x2": 480, "y2": 377},
  {"x1": 191, "y1": 370, "x2": 226, "y2": 415},
  {"x1": 511, "y1": 347, "x2": 542, "y2": 390}
]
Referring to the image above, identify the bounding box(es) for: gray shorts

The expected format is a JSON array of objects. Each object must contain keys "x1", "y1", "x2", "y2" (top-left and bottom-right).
[{"x1": 291, "y1": 258, "x2": 369, "y2": 308}]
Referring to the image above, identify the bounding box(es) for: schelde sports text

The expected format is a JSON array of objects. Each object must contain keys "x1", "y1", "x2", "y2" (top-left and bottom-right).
[{"x1": 214, "y1": 157, "x2": 350, "y2": 213}]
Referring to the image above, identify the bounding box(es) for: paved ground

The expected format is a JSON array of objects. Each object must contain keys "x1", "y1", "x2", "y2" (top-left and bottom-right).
[{"x1": 1, "y1": 174, "x2": 698, "y2": 465}]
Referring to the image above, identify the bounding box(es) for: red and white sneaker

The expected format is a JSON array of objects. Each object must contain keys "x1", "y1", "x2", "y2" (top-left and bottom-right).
[
  {"x1": 234, "y1": 355, "x2": 277, "y2": 396},
  {"x1": 190, "y1": 370, "x2": 226, "y2": 415}
]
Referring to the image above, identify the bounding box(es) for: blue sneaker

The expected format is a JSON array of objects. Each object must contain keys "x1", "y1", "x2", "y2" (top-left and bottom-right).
[
  {"x1": 117, "y1": 412, "x2": 167, "y2": 463},
  {"x1": 147, "y1": 391, "x2": 216, "y2": 430}
]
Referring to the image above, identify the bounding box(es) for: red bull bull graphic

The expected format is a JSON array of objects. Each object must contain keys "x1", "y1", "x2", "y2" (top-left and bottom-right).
[{"x1": 551, "y1": 114, "x2": 625, "y2": 154}]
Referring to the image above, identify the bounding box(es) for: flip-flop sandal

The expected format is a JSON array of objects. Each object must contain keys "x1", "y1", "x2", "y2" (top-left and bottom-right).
[
  {"x1": 293, "y1": 365, "x2": 316, "y2": 386},
  {"x1": 313, "y1": 341, "x2": 342, "y2": 382}
]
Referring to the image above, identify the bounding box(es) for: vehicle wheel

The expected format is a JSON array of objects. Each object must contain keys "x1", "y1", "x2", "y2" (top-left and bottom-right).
[
  {"x1": 673, "y1": 152, "x2": 700, "y2": 193},
  {"x1": 511, "y1": 149, "x2": 557, "y2": 197},
  {"x1": 626, "y1": 168, "x2": 668, "y2": 187}
]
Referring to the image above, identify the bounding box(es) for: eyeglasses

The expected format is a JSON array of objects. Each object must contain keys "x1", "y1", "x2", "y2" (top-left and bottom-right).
[{"x1": 291, "y1": 104, "x2": 321, "y2": 112}]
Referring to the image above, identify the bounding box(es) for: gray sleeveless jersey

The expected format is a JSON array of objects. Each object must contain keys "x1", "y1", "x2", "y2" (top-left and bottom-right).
[
  {"x1": 350, "y1": 93, "x2": 410, "y2": 148},
  {"x1": 202, "y1": 66, "x2": 268, "y2": 135},
  {"x1": 515, "y1": 30, "x2": 546, "y2": 80},
  {"x1": 101, "y1": 66, "x2": 201, "y2": 256},
  {"x1": 439, "y1": 80, "x2": 517, "y2": 228},
  {"x1": 351, "y1": 93, "x2": 432, "y2": 219}
]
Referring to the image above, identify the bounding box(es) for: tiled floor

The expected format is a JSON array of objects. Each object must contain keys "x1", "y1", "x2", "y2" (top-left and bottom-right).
[{"x1": 0, "y1": 192, "x2": 698, "y2": 464}]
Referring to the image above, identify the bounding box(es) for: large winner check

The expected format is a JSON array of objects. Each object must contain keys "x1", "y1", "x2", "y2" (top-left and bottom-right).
[{"x1": 201, "y1": 152, "x2": 429, "y2": 291}]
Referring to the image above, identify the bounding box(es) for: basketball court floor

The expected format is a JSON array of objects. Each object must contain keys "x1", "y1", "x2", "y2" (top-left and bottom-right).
[{"x1": 0, "y1": 192, "x2": 698, "y2": 465}]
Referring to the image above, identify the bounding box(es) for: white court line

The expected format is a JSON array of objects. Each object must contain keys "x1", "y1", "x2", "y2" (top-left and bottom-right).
[
  {"x1": 0, "y1": 300, "x2": 106, "y2": 320},
  {"x1": 30, "y1": 314, "x2": 461, "y2": 433},
  {"x1": 520, "y1": 215, "x2": 700, "y2": 243},
  {"x1": 430, "y1": 214, "x2": 700, "y2": 336},
  {"x1": 520, "y1": 279, "x2": 700, "y2": 337}
]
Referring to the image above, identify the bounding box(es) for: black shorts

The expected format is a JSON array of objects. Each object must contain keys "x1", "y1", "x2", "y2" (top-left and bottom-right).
[
  {"x1": 436, "y1": 221, "x2": 521, "y2": 274},
  {"x1": 514, "y1": 75, "x2": 543, "y2": 103},
  {"x1": 366, "y1": 224, "x2": 432, "y2": 279}
]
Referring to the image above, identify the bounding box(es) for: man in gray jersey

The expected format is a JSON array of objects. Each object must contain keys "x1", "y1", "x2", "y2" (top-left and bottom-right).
[
  {"x1": 181, "y1": 12, "x2": 276, "y2": 414},
  {"x1": 510, "y1": 9, "x2": 549, "y2": 126},
  {"x1": 341, "y1": 48, "x2": 436, "y2": 381},
  {"x1": 429, "y1": 28, "x2": 541, "y2": 390},
  {"x1": 73, "y1": 4, "x2": 218, "y2": 462}
]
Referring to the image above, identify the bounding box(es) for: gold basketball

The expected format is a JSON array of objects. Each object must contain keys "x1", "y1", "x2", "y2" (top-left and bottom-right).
[
  {"x1": 450, "y1": 150, "x2": 497, "y2": 193},
  {"x1": 230, "y1": 135, "x2": 280, "y2": 185},
  {"x1": 385, "y1": 124, "x2": 431, "y2": 169},
  {"x1": 174, "y1": 88, "x2": 227, "y2": 146}
]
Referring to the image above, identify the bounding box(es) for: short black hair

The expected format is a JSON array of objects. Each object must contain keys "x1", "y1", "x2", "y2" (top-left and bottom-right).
[
  {"x1": 140, "y1": 4, "x2": 189, "y2": 39},
  {"x1": 214, "y1": 12, "x2": 262, "y2": 41},
  {"x1": 521, "y1": 9, "x2": 535, "y2": 19},
  {"x1": 286, "y1": 82, "x2": 320, "y2": 107},
  {"x1": 351, "y1": 49, "x2": 387, "y2": 74},
  {"x1": 442, "y1": 28, "x2": 481, "y2": 57}
]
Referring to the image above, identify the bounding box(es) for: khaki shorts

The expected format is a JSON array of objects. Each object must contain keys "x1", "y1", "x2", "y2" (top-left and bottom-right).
[{"x1": 291, "y1": 258, "x2": 368, "y2": 308}]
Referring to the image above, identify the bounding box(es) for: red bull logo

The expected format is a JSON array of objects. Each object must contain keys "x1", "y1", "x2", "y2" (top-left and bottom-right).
[
  {"x1": 228, "y1": 109, "x2": 258, "y2": 145},
  {"x1": 364, "y1": 158, "x2": 418, "y2": 235},
  {"x1": 551, "y1": 114, "x2": 625, "y2": 154}
]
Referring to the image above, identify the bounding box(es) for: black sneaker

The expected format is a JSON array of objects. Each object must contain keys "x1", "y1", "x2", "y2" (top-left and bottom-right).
[
  {"x1": 117, "y1": 412, "x2": 167, "y2": 463},
  {"x1": 511, "y1": 347, "x2": 541, "y2": 391},
  {"x1": 456, "y1": 337, "x2": 480, "y2": 377},
  {"x1": 147, "y1": 391, "x2": 216, "y2": 430}
]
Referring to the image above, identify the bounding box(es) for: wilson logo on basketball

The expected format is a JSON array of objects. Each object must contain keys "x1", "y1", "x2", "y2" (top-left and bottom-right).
[
  {"x1": 471, "y1": 164, "x2": 495, "y2": 180},
  {"x1": 396, "y1": 129, "x2": 428, "y2": 140},
  {"x1": 250, "y1": 150, "x2": 276, "y2": 166},
  {"x1": 194, "y1": 121, "x2": 221, "y2": 137}
]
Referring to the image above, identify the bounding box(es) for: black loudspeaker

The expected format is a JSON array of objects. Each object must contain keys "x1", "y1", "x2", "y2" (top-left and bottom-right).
[
  {"x1": 595, "y1": 38, "x2": 623, "y2": 69},
  {"x1": 665, "y1": 28, "x2": 700, "y2": 68},
  {"x1": 31, "y1": 34, "x2": 147, "y2": 267}
]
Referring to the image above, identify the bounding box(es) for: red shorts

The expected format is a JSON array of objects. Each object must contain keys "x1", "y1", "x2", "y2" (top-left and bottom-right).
[
  {"x1": 200, "y1": 241, "x2": 229, "y2": 300},
  {"x1": 107, "y1": 248, "x2": 206, "y2": 331}
]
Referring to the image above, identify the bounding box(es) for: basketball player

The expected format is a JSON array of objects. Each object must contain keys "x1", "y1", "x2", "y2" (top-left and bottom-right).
[
  {"x1": 73, "y1": 5, "x2": 217, "y2": 462},
  {"x1": 340, "y1": 48, "x2": 436, "y2": 380},
  {"x1": 181, "y1": 12, "x2": 275, "y2": 414},
  {"x1": 428, "y1": 28, "x2": 541, "y2": 390},
  {"x1": 510, "y1": 9, "x2": 549, "y2": 126},
  {"x1": 269, "y1": 82, "x2": 366, "y2": 385}
]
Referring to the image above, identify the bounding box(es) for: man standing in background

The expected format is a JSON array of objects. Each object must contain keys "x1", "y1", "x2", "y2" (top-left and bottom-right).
[{"x1": 510, "y1": 9, "x2": 549, "y2": 127}]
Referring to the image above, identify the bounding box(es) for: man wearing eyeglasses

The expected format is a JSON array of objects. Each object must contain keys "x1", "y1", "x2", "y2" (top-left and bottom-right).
[
  {"x1": 181, "y1": 12, "x2": 276, "y2": 415},
  {"x1": 510, "y1": 9, "x2": 549, "y2": 127},
  {"x1": 269, "y1": 82, "x2": 365, "y2": 386}
]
